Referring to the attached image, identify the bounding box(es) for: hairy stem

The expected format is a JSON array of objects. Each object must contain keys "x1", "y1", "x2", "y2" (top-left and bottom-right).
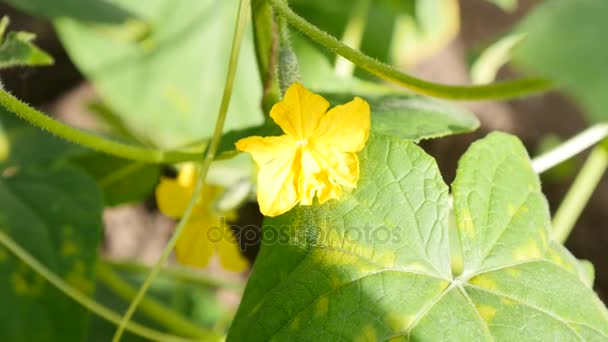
[
  {"x1": 0, "y1": 89, "x2": 203, "y2": 164},
  {"x1": 270, "y1": 0, "x2": 553, "y2": 100},
  {"x1": 552, "y1": 144, "x2": 608, "y2": 244},
  {"x1": 111, "y1": 0, "x2": 251, "y2": 340},
  {"x1": 0, "y1": 229, "x2": 194, "y2": 342}
]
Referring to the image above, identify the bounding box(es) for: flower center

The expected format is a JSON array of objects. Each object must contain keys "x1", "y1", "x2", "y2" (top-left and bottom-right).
[{"x1": 295, "y1": 139, "x2": 308, "y2": 147}]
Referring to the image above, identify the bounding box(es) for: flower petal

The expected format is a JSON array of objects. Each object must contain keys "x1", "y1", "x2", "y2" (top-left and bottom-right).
[
  {"x1": 175, "y1": 218, "x2": 214, "y2": 268},
  {"x1": 298, "y1": 148, "x2": 323, "y2": 205},
  {"x1": 313, "y1": 96, "x2": 370, "y2": 152},
  {"x1": 156, "y1": 177, "x2": 192, "y2": 218},
  {"x1": 316, "y1": 173, "x2": 342, "y2": 204},
  {"x1": 236, "y1": 135, "x2": 300, "y2": 217},
  {"x1": 177, "y1": 163, "x2": 198, "y2": 188},
  {"x1": 311, "y1": 146, "x2": 360, "y2": 189},
  {"x1": 215, "y1": 226, "x2": 248, "y2": 272},
  {"x1": 270, "y1": 82, "x2": 330, "y2": 139}
]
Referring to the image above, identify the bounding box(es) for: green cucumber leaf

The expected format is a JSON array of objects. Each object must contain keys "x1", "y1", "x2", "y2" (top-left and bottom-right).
[
  {"x1": 228, "y1": 132, "x2": 608, "y2": 341},
  {"x1": 55, "y1": 0, "x2": 264, "y2": 148},
  {"x1": 0, "y1": 16, "x2": 53, "y2": 69},
  {"x1": 327, "y1": 93, "x2": 479, "y2": 141},
  {"x1": 0, "y1": 108, "x2": 79, "y2": 170},
  {"x1": 513, "y1": 0, "x2": 608, "y2": 122},
  {"x1": 70, "y1": 153, "x2": 160, "y2": 207},
  {"x1": 3, "y1": 0, "x2": 134, "y2": 24},
  {"x1": 0, "y1": 166, "x2": 103, "y2": 341}
]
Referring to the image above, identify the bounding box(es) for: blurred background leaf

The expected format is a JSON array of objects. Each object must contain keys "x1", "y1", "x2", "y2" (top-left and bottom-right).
[
  {"x1": 0, "y1": 166, "x2": 102, "y2": 342},
  {"x1": 513, "y1": 0, "x2": 608, "y2": 123},
  {"x1": 52, "y1": 0, "x2": 264, "y2": 148},
  {"x1": 470, "y1": 32, "x2": 525, "y2": 84},
  {"x1": 291, "y1": 0, "x2": 459, "y2": 75},
  {"x1": 390, "y1": 0, "x2": 459, "y2": 68},
  {"x1": 2, "y1": 0, "x2": 135, "y2": 24},
  {"x1": 0, "y1": 16, "x2": 53, "y2": 69},
  {"x1": 70, "y1": 153, "x2": 160, "y2": 207},
  {"x1": 0, "y1": 108, "x2": 103, "y2": 341},
  {"x1": 89, "y1": 264, "x2": 235, "y2": 342},
  {"x1": 0, "y1": 110, "x2": 80, "y2": 169}
]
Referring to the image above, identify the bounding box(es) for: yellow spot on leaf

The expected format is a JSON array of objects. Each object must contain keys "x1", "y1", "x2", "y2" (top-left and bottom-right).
[
  {"x1": 386, "y1": 313, "x2": 414, "y2": 332},
  {"x1": 65, "y1": 272, "x2": 94, "y2": 295},
  {"x1": 11, "y1": 271, "x2": 44, "y2": 296},
  {"x1": 355, "y1": 325, "x2": 377, "y2": 342},
  {"x1": 330, "y1": 274, "x2": 343, "y2": 289},
  {"x1": 386, "y1": 337, "x2": 407, "y2": 342},
  {"x1": 469, "y1": 274, "x2": 497, "y2": 290},
  {"x1": 546, "y1": 248, "x2": 574, "y2": 272},
  {"x1": 506, "y1": 267, "x2": 521, "y2": 278},
  {"x1": 163, "y1": 85, "x2": 192, "y2": 114},
  {"x1": 140, "y1": 37, "x2": 156, "y2": 52},
  {"x1": 313, "y1": 248, "x2": 358, "y2": 267},
  {"x1": 65, "y1": 261, "x2": 94, "y2": 295},
  {"x1": 512, "y1": 240, "x2": 542, "y2": 261},
  {"x1": 0, "y1": 132, "x2": 9, "y2": 161},
  {"x1": 507, "y1": 203, "x2": 517, "y2": 216},
  {"x1": 508, "y1": 203, "x2": 528, "y2": 217},
  {"x1": 459, "y1": 209, "x2": 475, "y2": 240},
  {"x1": 476, "y1": 304, "x2": 497, "y2": 322},
  {"x1": 313, "y1": 237, "x2": 396, "y2": 270},
  {"x1": 61, "y1": 240, "x2": 79, "y2": 257},
  {"x1": 316, "y1": 297, "x2": 329, "y2": 316}
]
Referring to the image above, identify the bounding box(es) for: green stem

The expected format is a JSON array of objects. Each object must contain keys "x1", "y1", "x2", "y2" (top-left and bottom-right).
[
  {"x1": 0, "y1": 16, "x2": 8, "y2": 42},
  {"x1": 96, "y1": 263, "x2": 220, "y2": 340},
  {"x1": 251, "y1": 0, "x2": 280, "y2": 113},
  {"x1": 269, "y1": 0, "x2": 553, "y2": 100},
  {"x1": 112, "y1": 165, "x2": 208, "y2": 342},
  {"x1": 552, "y1": 144, "x2": 608, "y2": 244},
  {"x1": 334, "y1": 0, "x2": 371, "y2": 78},
  {"x1": 531, "y1": 123, "x2": 608, "y2": 174},
  {"x1": 103, "y1": 259, "x2": 244, "y2": 291},
  {"x1": 0, "y1": 89, "x2": 203, "y2": 164},
  {"x1": 112, "y1": 0, "x2": 250, "y2": 340},
  {"x1": 277, "y1": 15, "x2": 301, "y2": 95},
  {"x1": 0, "y1": 229, "x2": 194, "y2": 342}
]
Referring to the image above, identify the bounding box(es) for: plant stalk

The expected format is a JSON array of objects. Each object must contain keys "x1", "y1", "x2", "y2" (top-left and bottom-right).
[
  {"x1": 552, "y1": 144, "x2": 608, "y2": 244},
  {"x1": 111, "y1": 0, "x2": 251, "y2": 340},
  {"x1": 0, "y1": 89, "x2": 204, "y2": 164},
  {"x1": 0, "y1": 229, "x2": 193, "y2": 342},
  {"x1": 269, "y1": 0, "x2": 553, "y2": 100}
]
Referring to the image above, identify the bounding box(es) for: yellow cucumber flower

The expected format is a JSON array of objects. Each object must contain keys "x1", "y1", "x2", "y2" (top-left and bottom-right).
[
  {"x1": 236, "y1": 82, "x2": 370, "y2": 217},
  {"x1": 155, "y1": 164, "x2": 248, "y2": 272}
]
